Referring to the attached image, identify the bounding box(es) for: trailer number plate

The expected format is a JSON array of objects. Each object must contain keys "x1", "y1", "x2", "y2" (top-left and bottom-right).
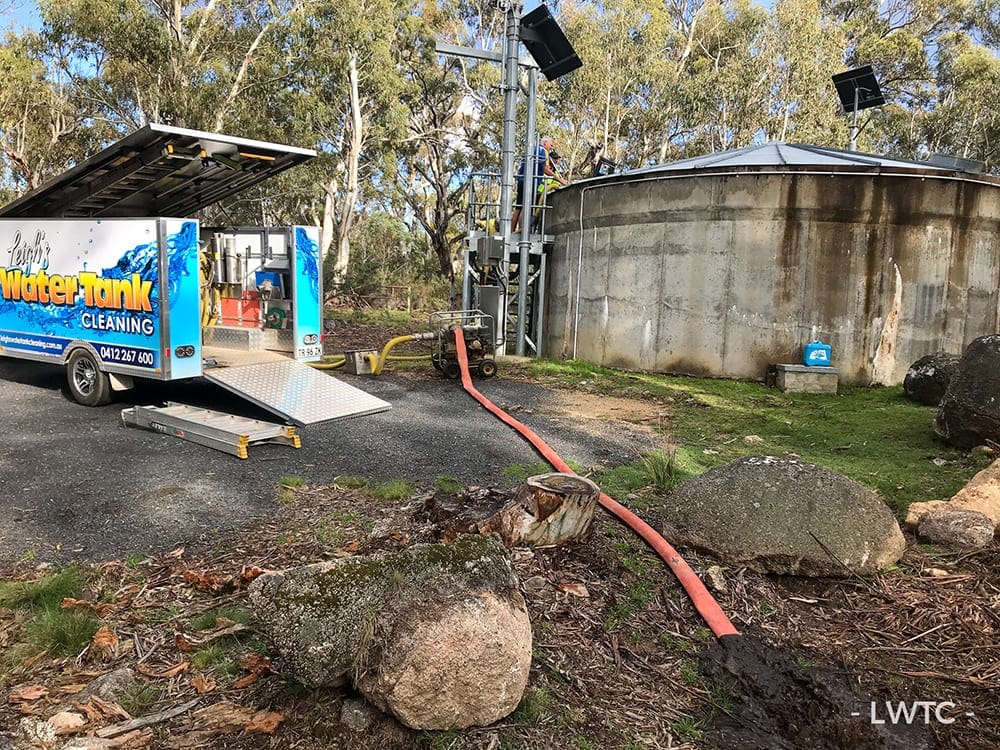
[
  {"x1": 296, "y1": 345, "x2": 323, "y2": 359},
  {"x1": 97, "y1": 343, "x2": 156, "y2": 368}
]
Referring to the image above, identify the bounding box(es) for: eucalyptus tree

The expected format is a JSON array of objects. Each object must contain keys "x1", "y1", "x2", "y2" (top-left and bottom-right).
[
  {"x1": 38, "y1": 0, "x2": 303, "y2": 132},
  {"x1": 0, "y1": 31, "x2": 94, "y2": 195},
  {"x1": 286, "y1": 0, "x2": 411, "y2": 282},
  {"x1": 764, "y1": 0, "x2": 847, "y2": 145}
]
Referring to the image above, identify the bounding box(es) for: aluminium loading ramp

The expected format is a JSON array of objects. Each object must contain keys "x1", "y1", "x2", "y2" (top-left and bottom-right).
[
  {"x1": 202, "y1": 358, "x2": 391, "y2": 426},
  {"x1": 122, "y1": 403, "x2": 301, "y2": 459}
]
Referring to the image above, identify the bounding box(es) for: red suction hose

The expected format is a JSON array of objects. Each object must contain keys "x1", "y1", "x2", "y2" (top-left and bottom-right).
[{"x1": 453, "y1": 329, "x2": 739, "y2": 638}]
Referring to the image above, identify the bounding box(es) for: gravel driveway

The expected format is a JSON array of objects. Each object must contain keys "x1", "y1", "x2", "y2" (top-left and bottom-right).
[{"x1": 0, "y1": 359, "x2": 654, "y2": 565}]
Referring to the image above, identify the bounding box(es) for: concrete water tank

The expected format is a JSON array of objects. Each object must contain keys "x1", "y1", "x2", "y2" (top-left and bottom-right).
[{"x1": 543, "y1": 143, "x2": 1000, "y2": 385}]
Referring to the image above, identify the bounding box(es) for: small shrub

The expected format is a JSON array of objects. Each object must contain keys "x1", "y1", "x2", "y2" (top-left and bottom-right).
[
  {"x1": 671, "y1": 716, "x2": 704, "y2": 742},
  {"x1": 119, "y1": 682, "x2": 161, "y2": 716},
  {"x1": 25, "y1": 609, "x2": 100, "y2": 657},
  {"x1": 640, "y1": 448, "x2": 677, "y2": 491}
]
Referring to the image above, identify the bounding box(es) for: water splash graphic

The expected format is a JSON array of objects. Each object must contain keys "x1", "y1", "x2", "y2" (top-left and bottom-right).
[{"x1": 295, "y1": 227, "x2": 320, "y2": 303}]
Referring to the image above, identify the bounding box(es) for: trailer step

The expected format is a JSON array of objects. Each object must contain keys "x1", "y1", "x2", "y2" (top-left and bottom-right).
[{"x1": 121, "y1": 402, "x2": 301, "y2": 459}]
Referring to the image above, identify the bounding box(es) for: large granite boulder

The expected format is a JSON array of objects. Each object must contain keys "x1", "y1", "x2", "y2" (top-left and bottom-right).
[
  {"x1": 906, "y1": 458, "x2": 1000, "y2": 531},
  {"x1": 662, "y1": 456, "x2": 906, "y2": 576},
  {"x1": 248, "y1": 534, "x2": 531, "y2": 730},
  {"x1": 903, "y1": 351, "x2": 960, "y2": 406},
  {"x1": 916, "y1": 508, "x2": 995, "y2": 548},
  {"x1": 933, "y1": 335, "x2": 1000, "y2": 448}
]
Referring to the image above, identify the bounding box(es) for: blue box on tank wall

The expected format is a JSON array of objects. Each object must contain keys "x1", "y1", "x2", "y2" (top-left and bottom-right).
[{"x1": 803, "y1": 340, "x2": 832, "y2": 366}]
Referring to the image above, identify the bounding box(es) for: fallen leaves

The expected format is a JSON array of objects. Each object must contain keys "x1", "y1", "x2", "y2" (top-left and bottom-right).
[
  {"x1": 232, "y1": 654, "x2": 275, "y2": 689},
  {"x1": 136, "y1": 660, "x2": 189, "y2": 679},
  {"x1": 74, "y1": 695, "x2": 131, "y2": 723},
  {"x1": 90, "y1": 625, "x2": 120, "y2": 655},
  {"x1": 182, "y1": 570, "x2": 228, "y2": 594},
  {"x1": 164, "y1": 701, "x2": 284, "y2": 746},
  {"x1": 557, "y1": 582, "x2": 590, "y2": 598},
  {"x1": 175, "y1": 621, "x2": 250, "y2": 654},
  {"x1": 190, "y1": 673, "x2": 216, "y2": 693},
  {"x1": 9, "y1": 684, "x2": 49, "y2": 703},
  {"x1": 182, "y1": 566, "x2": 268, "y2": 595},
  {"x1": 244, "y1": 710, "x2": 284, "y2": 734}
]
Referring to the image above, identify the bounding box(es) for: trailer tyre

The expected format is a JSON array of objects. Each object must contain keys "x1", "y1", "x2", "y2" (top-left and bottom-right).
[
  {"x1": 477, "y1": 359, "x2": 498, "y2": 378},
  {"x1": 67, "y1": 349, "x2": 113, "y2": 406}
]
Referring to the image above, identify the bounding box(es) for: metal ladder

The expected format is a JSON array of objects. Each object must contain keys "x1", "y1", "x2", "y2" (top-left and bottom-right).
[{"x1": 121, "y1": 402, "x2": 301, "y2": 459}]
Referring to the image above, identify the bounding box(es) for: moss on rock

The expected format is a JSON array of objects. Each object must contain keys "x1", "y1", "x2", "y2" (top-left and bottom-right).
[{"x1": 248, "y1": 534, "x2": 520, "y2": 687}]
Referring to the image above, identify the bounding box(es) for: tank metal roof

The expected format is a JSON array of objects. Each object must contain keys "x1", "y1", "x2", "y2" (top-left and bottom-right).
[
  {"x1": 628, "y1": 142, "x2": 957, "y2": 175},
  {"x1": 0, "y1": 124, "x2": 316, "y2": 219}
]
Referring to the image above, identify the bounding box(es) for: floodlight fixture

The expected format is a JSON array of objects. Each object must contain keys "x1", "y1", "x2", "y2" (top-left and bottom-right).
[
  {"x1": 519, "y1": 4, "x2": 582, "y2": 80},
  {"x1": 831, "y1": 65, "x2": 885, "y2": 151}
]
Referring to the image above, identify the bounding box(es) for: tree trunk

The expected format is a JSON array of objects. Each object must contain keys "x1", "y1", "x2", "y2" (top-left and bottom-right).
[
  {"x1": 480, "y1": 473, "x2": 599, "y2": 548},
  {"x1": 333, "y1": 53, "x2": 363, "y2": 281}
]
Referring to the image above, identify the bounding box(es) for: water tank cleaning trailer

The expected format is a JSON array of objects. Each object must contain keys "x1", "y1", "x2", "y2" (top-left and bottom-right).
[{"x1": 0, "y1": 124, "x2": 388, "y2": 425}]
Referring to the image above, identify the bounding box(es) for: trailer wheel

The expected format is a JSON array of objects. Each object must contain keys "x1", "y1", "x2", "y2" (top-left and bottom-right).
[
  {"x1": 443, "y1": 361, "x2": 461, "y2": 379},
  {"x1": 477, "y1": 359, "x2": 498, "y2": 378},
  {"x1": 67, "y1": 349, "x2": 112, "y2": 406}
]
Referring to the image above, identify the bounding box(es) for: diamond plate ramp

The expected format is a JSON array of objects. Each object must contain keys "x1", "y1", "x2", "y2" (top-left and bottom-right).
[{"x1": 203, "y1": 359, "x2": 390, "y2": 426}]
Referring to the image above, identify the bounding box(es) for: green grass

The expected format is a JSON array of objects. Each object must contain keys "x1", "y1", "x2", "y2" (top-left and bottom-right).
[
  {"x1": 118, "y1": 682, "x2": 161, "y2": 716},
  {"x1": 331, "y1": 308, "x2": 418, "y2": 327},
  {"x1": 333, "y1": 475, "x2": 371, "y2": 489},
  {"x1": 0, "y1": 566, "x2": 88, "y2": 610},
  {"x1": 502, "y1": 461, "x2": 554, "y2": 482},
  {"x1": 510, "y1": 686, "x2": 553, "y2": 725},
  {"x1": 190, "y1": 643, "x2": 241, "y2": 675},
  {"x1": 189, "y1": 606, "x2": 253, "y2": 632},
  {"x1": 369, "y1": 479, "x2": 414, "y2": 502},
  {"x1": 277, "y1": 475, "x2": 305, "y2": 504},
  {"x1": 23, "y1": 608, "x2": 101, "y2": 657},
  {"x1": 671, "y1": 716, "x2": 704, "y2": 742},
  {"x1": 520, "y1": 359, "x2": 986, "y2": 515},
  {"x1": 434, "y1": 475, "x2": 463, "y2": 493},
  {"x1": 0, "y1": 567, "x2": 101, "y2": 668}
]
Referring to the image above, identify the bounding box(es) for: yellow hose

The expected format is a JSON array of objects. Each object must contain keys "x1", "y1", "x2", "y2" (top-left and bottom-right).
[
  {"x1": 308, "y1": 356, "x2": 346, "y2": 370},
  {"x1": 370, "y1": 334, "x2": 414, "y2": 375},
  {"x1": 368, "y1": 333, "x2": 437, "y2": 375}
]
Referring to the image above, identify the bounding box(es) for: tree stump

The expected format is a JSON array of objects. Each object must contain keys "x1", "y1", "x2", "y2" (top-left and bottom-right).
[{"x1": 481, "y1": 473, "x2": 600, "y2": 547}]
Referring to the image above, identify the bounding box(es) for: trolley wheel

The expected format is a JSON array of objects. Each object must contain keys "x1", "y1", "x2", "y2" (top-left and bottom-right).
[
  {"x1": 67, "y1": 348, "x2": 112, "y2": 406},
  {"x1": 443, "y1": 361, "x2": 462, "y2": 379},
  {"x1": 477, "y1": 359, "x2": 498, "y2": 378}
]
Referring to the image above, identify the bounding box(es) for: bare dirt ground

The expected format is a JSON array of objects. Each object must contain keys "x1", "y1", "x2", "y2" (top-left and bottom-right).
[{"x1": 1, "y1": 313, "x2": 997, "y2": 749}]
